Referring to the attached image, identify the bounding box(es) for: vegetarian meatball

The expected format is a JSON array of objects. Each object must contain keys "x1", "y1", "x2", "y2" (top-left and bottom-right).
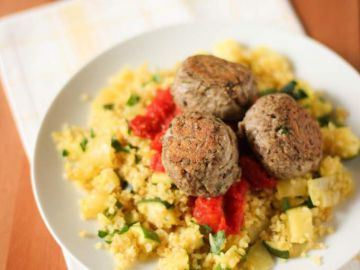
[
  {"x1": 162, "y1": 111, "x2": 241, "y2": 197},
  {"x1": 243, "y1": 93, "x2": 323, "y2": 179},
  {"x1": 171, "y1": 55, "x2": 257, "y2": 122}
]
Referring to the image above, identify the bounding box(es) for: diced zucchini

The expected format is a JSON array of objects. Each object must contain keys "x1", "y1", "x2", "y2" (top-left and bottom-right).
[
  {"x1": 276, "y1": 178, "x2": 308, "y2": 198},
  {"x1": 244, "y1": 241, "x2": 275, "y2": 269},
  {"x1": 263, "y1": 241, "x2": 290, "y2": 259},
  {"x1": 307, "y1": 176, "x2": 340, "y2": 207},
  {"x1": 131, "y1": 223, "x2": 160, "y2": 244},
  {"x1": 289, "y1": 243, "x2": 309, "y2": 257},
  {"x1": 138, "y1": 197, "x2": 174, "y2": 209},
  {"x1": 286, "y1": 207, "x2": 313, "y2": 244},
  {"x1": 137, "y1": 199, "x2": 178, "y2": 229},
  {"x1": 281, "y1": 197, "x2": 307, "y2": 211},
  {"x1": 149, "y1": 172, "x2": 173, "y2": 185}
]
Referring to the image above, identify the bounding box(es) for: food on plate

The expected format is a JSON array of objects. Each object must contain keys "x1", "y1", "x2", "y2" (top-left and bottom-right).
[
  {"x1": 243, "y1": 93, "x2": 323, "y2": 179},
  {"x1": 171, "y1": 55, "x2": 257, "y2": 121},
  {"x1": 53, "y1": 40, "x2": 359, "y2": 270},
  {"x1": 162, "y1": 111, "x2": 240, "y2": 196}
]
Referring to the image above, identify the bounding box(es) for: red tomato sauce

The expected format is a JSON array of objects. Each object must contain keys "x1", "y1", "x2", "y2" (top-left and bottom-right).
[
  {"x1": 239, "y1": 155, "x2": 277, "y2": 189},
  {"x1": 129, "y1": 88, "x2": 180, "y2": 172},
  {"x1": 192, "y1": 180, "x2": 249, "y2": 235},
  {"x1": 192, "y1": 157, "x2": 276, "y2": 235}
]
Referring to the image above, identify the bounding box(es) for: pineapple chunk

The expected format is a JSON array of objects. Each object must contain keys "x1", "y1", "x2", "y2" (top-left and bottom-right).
[
  {"x1": 244, "y1": 242, "x2": 274, "y2": 270},
  {"x1": 158, "y1": 248, "x2": 189, "y2": 270},
  {"x1": 286, "y1": 207, "x2": 313, "y2": 244},
  {"x1": 137, "y1": 202, "x2": 179, "y2": 229},
  {"x1": 276, "y1": 178, "x2": 308, "y2": 198},
  {"x1": 308, "y1": 176, "x2": 340, "y2": 207}
]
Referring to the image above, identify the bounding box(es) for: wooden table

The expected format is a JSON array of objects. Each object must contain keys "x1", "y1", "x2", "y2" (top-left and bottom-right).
[{"x1": 0, "y1": 1, "x2": 359, "y2": 269}]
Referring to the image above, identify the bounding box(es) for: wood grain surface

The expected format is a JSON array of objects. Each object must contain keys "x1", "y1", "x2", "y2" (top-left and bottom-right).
[{"x1": 0, "y1": 1, "x2": 359, "y2": 270}]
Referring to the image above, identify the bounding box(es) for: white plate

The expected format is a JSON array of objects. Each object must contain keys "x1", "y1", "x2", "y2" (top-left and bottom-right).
[{"x1": 32, "y1": 22, "x2": 360, "y2": 270}]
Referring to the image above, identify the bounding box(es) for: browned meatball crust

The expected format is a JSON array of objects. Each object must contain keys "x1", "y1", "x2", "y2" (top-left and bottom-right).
[
  {"x1": 162, "y1": 111, "x2": 241, "y2": 197},
  {"x1": 171, "y1": 55, "x2": 257, "y2": 122},
  {"x1": 243, "y1": 93, "x2": 323, "y2": 179}
]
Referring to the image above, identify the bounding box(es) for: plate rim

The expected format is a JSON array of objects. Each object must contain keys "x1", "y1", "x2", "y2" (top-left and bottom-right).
[{"x1": 31, "y1": 21, "x2": 360, "y2": 270}]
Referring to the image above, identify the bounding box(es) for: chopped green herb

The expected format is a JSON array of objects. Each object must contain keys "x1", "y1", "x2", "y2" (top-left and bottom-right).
[
  {"x1": 138, "y1": 197, "x2": 174, "y2": 209},
  {"x1": 209, "y1": 230, "x2": 225, "y2": 254},
  {"x1": 142, "y1": 227, "x2": 160, "y2": 243},
  {"x1": 258, "y1": 88, "x2": 277, "y2": 97},
  {"x1": 305, "y1": 197, "x2": 315, "y2": 209},
  {"x1": 111, "y1": 138, "x2": 129, "y2": 153},
  {"x1": 199, "y1": 224, "x2": 213, "y2": 235},
  {"x1": 280, "y1": 80, "x2": 308, "y2": 100},
  {"x1": 90, "y1": 128, "x2": 96, "y2": 138},
  {"x1": 151, "y1": 73, "x2": 162, "y2": 83},
  {"x1": 214, "y1": 265, "x2": 231, "y2": 270},
  {"x1": 294, "y1": 88, "x2": 308, "y2": 100},
  {"x1": 128, "y1": 143, "x2": 139, "y2": 150},
  {"x1": 276, "y1": 126, "x2": 290, "y2": 135},
  {"x1": 103, "y1": 208, "x2": 117, "y2": 219},
  {"x1": 281, "y1": 80, "x2": 297, "y2": 94},
  {"x1": 135, "y1": 154, "x2": 142, "y2": 164},
  {"x1": 317, "y1": 114, "x2": 343, "y2": 127},
  {"x1": 105, "y1": 240, "x2": 112, "y2": 244},
  {"x1": 97, "y1": 230, "x2": 108, "y2": 238},
  {"x1": 115, "y1": 200, "x2": 123, "y2": 209},
  {"x1": 62, "y1": 149, "x2": 69, "y2": 157},
  {"x1": 142, "y1": 73, "x2": 162, "y2": 87},
  {"x1": 103, "y1": 103, "x2": 114, "y2": 110},
  {"x1": 126, "y1": 120, "x2": 132, "y2": 135},
  {"x1": 121, "y1": 180, "x2": 133, "y2": 192},
  {"x1": 281, "y1": 198, "x2": 291, "y2": 211},
  {"x1": 113, "y1": 224, "x2": 131, "y2": 235},
  {"x1": 126, "y1": 94, "x2": 140, "y2": 106},
  {"x1": 80, "y1": 137, "x2": 88, "y2": 152},
  {"x1": 317, "y1": 115, "x2": 331, "y2": 127}
]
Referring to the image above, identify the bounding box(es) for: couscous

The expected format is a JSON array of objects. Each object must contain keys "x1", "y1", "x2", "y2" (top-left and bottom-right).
[{"x1": 53, "y1": 40, "x2": 359, "y2": 270}]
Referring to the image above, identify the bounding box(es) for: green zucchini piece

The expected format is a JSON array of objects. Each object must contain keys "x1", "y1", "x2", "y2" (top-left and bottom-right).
[
  {"x1": 137, "y1": 197, "x2": 174, "y2": 209},
  {"x1": 263, "y1": 241, "x2": 290, "y2": 259},
  {"x1": 244, "y1": 241, "x2": 275, "y2": 270},
  {"x1": 141, "y1": 226, "x2": 160, "y2": 243}
]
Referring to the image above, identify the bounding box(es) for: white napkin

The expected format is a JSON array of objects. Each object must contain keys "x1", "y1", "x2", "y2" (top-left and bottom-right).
[{"x1": 0, "y1": 0, "x2": 355, "y2": 269}]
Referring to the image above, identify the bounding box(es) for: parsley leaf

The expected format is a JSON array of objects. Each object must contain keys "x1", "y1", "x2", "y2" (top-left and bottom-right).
[
  {"x1": 90, "y1": 128, "x2": 96, "y2": 138},
  {"x1": 113, "y1": 224, "x2": 132, "y2": 235},
  {"x1": 276, "y1": 126, "x2": 290, "y2": 135},
  {"x1": 111, "y1": 138, "x2": 129, "y2": 153},
  {"x1": 80, "y1": 137, "x2": 88, "y2": 152},
  {"x1": 115, "y1": 200, "x2": 123, "y2": 209},
  {"x1": 199, "y1": 224, "x2": 213, "y2": 235},
  {"x1": 126, "y1": 94, "x2": 140, "y2": 106},
  {"x1": 103, "y1": 103, "x2": 114, "y2": 110},
  {"x1": 135, "y1": 154, "x2": 142, "y2": 164},
  {"x1": 209, "y1": 230, "x2": 226, "y2": 254},
  {"x1": 258, "y1": 88, "x2": 277, "y2": 97},
  {"x1": 305, "y1": 197, "x2": 315, "y2": 209},
  {"x1": 281, "y1": 80, "x2": 297, "y2": 94},
  {"x1": 214, "y1": 265, "x2": 231, "y2": 270},
  {"x1": 281, "y1": 197, "x2": 291, "y2": 211},
  {"x1": 97, "y1": 230, "x2": 108, "y2": 238},
  {"x1": 280, "y1": 80, "x2": 308, "y2": 100},
  {"x1": 62, "y1": 149, "x2": 69, "y2": 157},
  {"x1": 151, "y1": 73, "x2": 162, "y2": 83},
  {"x1": 142, "y1": 227, "x2": 160, "y2": 243},
  {"x1": 138, "y1": 197, "x2": 174, "y2": 209},
  {"x1": 121, "y1": 180, "x2": 133, "y2": 192}
]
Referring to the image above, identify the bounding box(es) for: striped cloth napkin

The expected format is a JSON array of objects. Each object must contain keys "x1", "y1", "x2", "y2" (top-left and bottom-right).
[{"x1": 0, "y1": 0, "x2": 357, "y2": 269}]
